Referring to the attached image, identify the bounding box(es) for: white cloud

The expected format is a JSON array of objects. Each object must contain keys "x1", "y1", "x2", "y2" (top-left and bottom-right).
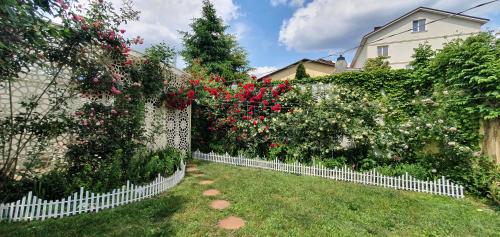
[
  {"x1": 230, "y1": 22, "x2": 250, "y2": 40},
  {"x1": 249, "y1": 66, "x2": 279, "y2": 77},
  {"x1": 278, "y1": 0, "x2": 500, "y2": 52},
  {"x1": 271, "y1": 0, "x2": 305, "y2": 8},
  {"x1": 109, "y1": 0, "x2": 240, "y2": 51}
]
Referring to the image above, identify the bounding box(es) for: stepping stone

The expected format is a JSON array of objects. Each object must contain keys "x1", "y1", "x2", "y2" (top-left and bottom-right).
[
  {"x1": 199, "y1": 179, "x2": 214, "y2": 185},
  {"x1": 218, "y1": 216, "x2": 245, "y2": 230},
  {"x1": 187, "y1": 167, "x2": 199, "y2": 172},
  {"x1": 193, "y1": 173, "x2": 204, "y2": 177},
  {"x1": 210, "y1": 200, "x2": 230, "y2": 210},
  {"x1": 203, "y1": 189, "x2": 220, "y2": 196},
  {"x1": 187, "y1": 164, "x2": 197, "y2": 168}
]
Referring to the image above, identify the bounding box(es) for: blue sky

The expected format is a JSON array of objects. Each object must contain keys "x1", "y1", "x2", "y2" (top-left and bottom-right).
[{"x1": 118, "y1": 0, "x2": 500, "y2": 76}]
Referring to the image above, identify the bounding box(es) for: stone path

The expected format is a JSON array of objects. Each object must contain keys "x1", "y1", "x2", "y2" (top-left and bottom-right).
[
  {"x1": 199, "y1": 179, "x2": 214, "y2": 185},
  {"x1": 218, "y1": 216, "x2": 245, "y2": 230},
  {"x1": 210, "y1": 200, "x2": 230, "y2": 210},
  {"x1": 202, "y1": 189, "x2": 220, "y2": 196},
  {"x1": 190, "y1": 162, "x2": 245, "y2": 230}
]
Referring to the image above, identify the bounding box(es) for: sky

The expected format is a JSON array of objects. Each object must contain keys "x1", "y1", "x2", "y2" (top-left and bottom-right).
[{"x1": 111, "y1": 0, "x2": 500, "y2": 77}]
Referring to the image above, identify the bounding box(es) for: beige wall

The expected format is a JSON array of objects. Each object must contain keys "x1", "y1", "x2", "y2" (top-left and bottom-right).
[
  {"x1": 481, "y1": 118, "x2": 500, "y2": 164},
  {"x1": 268, "y1": 61, "x2": 335, "y2": 81},
  {"x1": 353, "y1": 11, "x2": 484, "y2": 69}
]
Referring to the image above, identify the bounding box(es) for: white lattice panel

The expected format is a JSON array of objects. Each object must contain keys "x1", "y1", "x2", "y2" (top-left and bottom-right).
[{"x1": 1, "y1": 64, "x2": 191, "y2": 172}]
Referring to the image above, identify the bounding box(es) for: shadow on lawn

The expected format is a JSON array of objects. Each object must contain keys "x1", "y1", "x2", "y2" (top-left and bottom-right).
[{"x1": 0, "y1": 194, "x2": 187, "y2": 237}]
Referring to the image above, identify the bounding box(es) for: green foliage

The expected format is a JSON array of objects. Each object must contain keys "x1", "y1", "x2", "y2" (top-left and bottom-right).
[
  {"x1": 144, "y1": 42, "x2": 176, "y2": 65},
  {"x1": 296, "y1": 69, "x2": 420, "y2": 122},
  {"x1": 268, "y1": 85, "x2": 382, "y2": 167},
  {"x1": 409, "y1": 43, "x2": 435, "y2": 94},
  {"x1": 234, "y1": 34, "x2": 499, "y2": 200},
  {"x1": 181, "y1": 0, "x2": 249, "y2": 81},
  {"x1": 376, "y1": 164, "x2": 432, "y2": 180},
  {"x1": 127, "y1": 147, "x2": 183, "y2": 184},
  {"x1": 294, "y1": 62, "x2": 309, "y2": 79},
  {"x1": 0, "y1": 146, "x2": 184, "y2": 202},
  {"x1": 410, "y1": 43, "x2": 435, "y2": 70},
  {"x1": 67, "y1": 147, "x2": 182, "y2": 197},
  {"x1": 0, "y1": 1, "x2": 185, "y2": 201},
  {"x1": 0, "y1": 0, "x2": 60, "y2": 82},
  {"x1": 363, "y1": 56, "x2": 390, "y2": 71},
  {"x1": 430, "y1": 33, "x2": 499, "y2": 120}
]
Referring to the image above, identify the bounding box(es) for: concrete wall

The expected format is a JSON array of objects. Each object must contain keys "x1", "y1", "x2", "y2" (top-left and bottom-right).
[
  {"x1": 268, "y1": 61, "x2": 335, "y2": 81},
  {"x1": 353, "y1": 11, "x2": 484, "y2": 69}
]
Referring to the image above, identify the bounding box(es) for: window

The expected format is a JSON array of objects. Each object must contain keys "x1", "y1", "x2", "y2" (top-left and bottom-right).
[
  {"x1": 413, "y1": 19, "x2": 426, "y2": 32},
  {"x1": 377, "y1": 45, "x2": 388, "y2": 57}
]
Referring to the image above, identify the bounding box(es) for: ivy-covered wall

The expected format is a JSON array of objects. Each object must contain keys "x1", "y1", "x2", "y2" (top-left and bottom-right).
[
  {"x1": 295, "y1": 64, "x2": 498, "y2": 164},
  {"x1": 295, "y1": 69, "x2": 425, "y2": 122}
]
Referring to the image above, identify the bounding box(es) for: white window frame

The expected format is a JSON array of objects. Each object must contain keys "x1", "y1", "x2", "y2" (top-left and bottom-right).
[
  {"x1": 413, "y1": 19, "x2": 426, "y2": 32},
  {"x1": 377, "y1": 45, "x2": 389, "y2": 57}
]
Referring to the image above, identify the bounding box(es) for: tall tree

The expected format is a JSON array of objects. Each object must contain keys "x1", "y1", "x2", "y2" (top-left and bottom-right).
[
  {"x1": 294, "y1": 62, "x2": 309, "y2": 79},
  {"x1": 181, "y1": 0, "x2": 249, "y2": 81}
]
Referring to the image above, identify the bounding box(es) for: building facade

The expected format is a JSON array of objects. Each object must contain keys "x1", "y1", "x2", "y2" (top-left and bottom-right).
[
  {"x1": 259, "y1": 59, "x2": 335, "y2": 81},
  {"x1": 351, "y1": 7, "x2": 489, "y2": 69}
]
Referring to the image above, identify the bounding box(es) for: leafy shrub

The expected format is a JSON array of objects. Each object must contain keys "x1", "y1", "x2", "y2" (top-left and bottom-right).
[
  {"x1": 376, "y1": 164, "x2": 431, "y2": 180},
  {"x1": 321, "y1": 157, "x2": 348, "y2": 169},
  {"x1": 0, "y1": 147, "x2": 184, "y2": 202},
  {"x1": 268, "y1": 84, "x2": 383, "y2": 167},
  {"x1": 127, "y1": 147, "x2": 183, "y2": 184}
]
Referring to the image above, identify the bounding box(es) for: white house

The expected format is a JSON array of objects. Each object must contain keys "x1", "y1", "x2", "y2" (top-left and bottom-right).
[{"x1": 351, "y1": 7, "x2": 489, "y2": 69}]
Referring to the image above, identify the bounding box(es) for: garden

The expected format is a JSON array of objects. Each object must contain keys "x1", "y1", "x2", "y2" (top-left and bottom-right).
[{"x1": 1, "y1": 0, "x2": 500, "y2": 235}]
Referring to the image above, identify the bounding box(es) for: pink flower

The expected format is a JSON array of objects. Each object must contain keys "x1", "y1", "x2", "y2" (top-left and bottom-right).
[
  {"x1": 124, "y1": 58, "x2": 133, "y2": 66},
  {"x1": 72, "y1": 14, "x2": 84, "y2": 22},
  {"x1": 111, "y1": 108, "x2": 117, "y2": 114},
  {"x1": 108, "y1": 31, "x2": 115, "y2": 40},
  {"x1": 111, "y1": 86, "x2": 122, "y2": 95},
  {"x1": 133, "y1": 36, "x2": 144, "y2": 44},
  {"x1": 112, "y1": 73, "x2": 121, "y2": 80},
  {"x1": 92, "y1": 77, "x2": 99, "y2": 83},
  {"x1": 120, "y1": 29, "x2": 126, "y2": 34}
]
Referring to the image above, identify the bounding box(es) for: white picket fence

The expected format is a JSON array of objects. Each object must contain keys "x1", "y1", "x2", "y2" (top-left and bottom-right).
[
  {"x1": 0, "y1": 161, "x2": 185, "y2": 222},
  {"x1": 193, "y1": 151, "x2": 464, "y2": 198}
]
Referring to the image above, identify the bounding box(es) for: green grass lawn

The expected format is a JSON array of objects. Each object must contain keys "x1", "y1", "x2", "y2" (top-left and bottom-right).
[{"x1": 1, "y1": 161, "x2": 499, "y2": 236}]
